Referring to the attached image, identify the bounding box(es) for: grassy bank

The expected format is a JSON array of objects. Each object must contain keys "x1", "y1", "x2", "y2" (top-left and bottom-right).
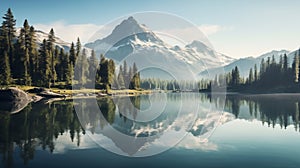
[{"x1": 10, "y1": 85, "x2": 151, "y2": 97}]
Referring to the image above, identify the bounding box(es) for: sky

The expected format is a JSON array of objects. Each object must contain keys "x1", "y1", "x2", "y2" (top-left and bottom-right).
[{"x1": 1, "y1": 0, "x2": 300, "y2": 58}]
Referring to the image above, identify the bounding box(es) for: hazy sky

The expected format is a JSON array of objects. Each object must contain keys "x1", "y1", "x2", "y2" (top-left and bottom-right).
[{"x1": 1, "y1": 0, "x2": 300, "y2": 58}]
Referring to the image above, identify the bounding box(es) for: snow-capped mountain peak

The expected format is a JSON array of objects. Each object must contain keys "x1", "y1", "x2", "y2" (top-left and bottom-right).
[
  {"x1": 85, "y1": 16, "x2": 163, "y2": 50},
  {"x1": 186, "y1": 40, "x2": 214, "y2": 53},
  {"x1": 110, "y1": 16, "x2": 149, "y2": 38},
  {"x1": 84, "y1": 16, "x2": 235, "y2": 78}
]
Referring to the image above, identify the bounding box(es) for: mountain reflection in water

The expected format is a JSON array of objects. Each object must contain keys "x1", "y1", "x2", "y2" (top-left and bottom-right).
[{"x1": 1, "y1": 93, "x2": 300, "y2": 167}]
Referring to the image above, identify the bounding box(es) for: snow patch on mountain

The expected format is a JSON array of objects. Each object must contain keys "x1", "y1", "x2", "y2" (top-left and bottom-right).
[
  {"x1": 84, "y1": 17, "x2": 235, "y2": 78},
  {"x1": 199, "y1": 49, "x2": 292, "y2": 78}
]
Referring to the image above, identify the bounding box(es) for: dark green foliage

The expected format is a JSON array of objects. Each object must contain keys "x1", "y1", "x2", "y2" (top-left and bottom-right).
[
  {"x1": 140, "y1": 78, "x2": 198, "y2": 91},
  {"x1": 0, "y1": 8, "x2": 142, "y2": 91},
  {"x1": 0, "y1": 21, "x2": 12, "y2": 85},
  {"x1": 14, "y1": 19, "x2": 32, "y2": 85},
  {"x1": 229, "y1": 66, "x2": 240, "y2": 86},
  {"x1": 207, "y1": 52, "x2": 300, "y2": 93},
  {"x1": 98, "y1": 55, "x2": 115, "y2": 90},
  {"x1": 56, "y1": 48, "x2": 66, "y2": 81},
  {"x1": 283, "y1": 54, "x2": 288, "y2": 72},
  {"x1": 254, "y1": 64, "x2": 258, "y2": 82},
  {"x1": 47, "y1": 29, "x2": 57, "y2": 86},
  {"x1": 247, "y1": 68, "x2": 253, "y2": 84},
  {"x1": 69, "y1": 42, "x2": 76, "y2": 67},
  {"x1": 115, "y1": 61, "x2": 141, "y2": 89},
  {"x1": 2, "y1": 8, "x2": 16, "y2": 71},
  {"x1": 24, "y1": 48, "x2": 31, "y2": 85},
  {"x1": 88, "y1": 50, "x2": 98, "y2": 84},
  {"x1": 108, "y1": 59, "x2": 115, "y2": 86},
  {"x1": 76, "y1": 37, "x2": 81, "y2": 59},
  {"x1": 292, "y1": 51, "x2": 299, "y2": 83},
  {"x1": 28, "y1": 26, "x2": 39, "y2": 85},
  {"x1": 130, "y1": 62, "x2": 140, "y2": 89},
  {"x1": 38, "y1": 40, "x2": 51, "y2": 87},
  {"x1": 0, "y1": 51, "x2": 11, "y2": 85}
]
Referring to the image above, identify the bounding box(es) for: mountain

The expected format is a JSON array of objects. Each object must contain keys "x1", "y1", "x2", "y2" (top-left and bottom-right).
[
  {"x1": 17, "y1": 28, "x2": 93, "y2": 56},
  {"x1": 16, "y1": 28, "x2": 71, "y2": 51},
  {"x1": 199, "y1": 49, "x2": 291, "y2": 78},
  {"x1": 85, "y1": 17, "x2": 235, "y2": 79},
  {"x1": 35, "y1": 30, "x2": 71, "y2": 51}
]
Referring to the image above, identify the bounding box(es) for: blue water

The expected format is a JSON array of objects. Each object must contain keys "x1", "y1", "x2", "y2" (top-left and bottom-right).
[{"x1": 1, "y1": 93, "x2": 300, "y2": 168}]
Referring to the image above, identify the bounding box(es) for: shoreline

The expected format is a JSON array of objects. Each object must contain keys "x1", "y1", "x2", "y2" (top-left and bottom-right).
[{"x1": 13, "y1": 86, "x2": 152, "y2": 99}]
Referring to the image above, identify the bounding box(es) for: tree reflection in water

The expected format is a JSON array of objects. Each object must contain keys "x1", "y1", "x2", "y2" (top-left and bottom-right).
[{"x1": 1, "y1": 94, "x2": 300, "y2": 166}]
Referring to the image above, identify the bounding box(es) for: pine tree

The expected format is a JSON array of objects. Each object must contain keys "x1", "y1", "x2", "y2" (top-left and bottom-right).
[
  {"x1": 74, "y1": 38, "x2": 82, "y2": 81},
  {"x1": 248, "y1": 68, "x2": 253, "y2": 84},
  {"x1": 47, "y1": 29, "x2": 57, "y2": 86},
  {"x1": 123, "y1": 61, "x2": 129, "y2": 87},
  {"x1": 76, "y1": 37, "x2": 81, "y2": 59},
  {"x1": 14, "y1": 20, "x2": 31, "y2": 84},
  {"x1": 298, "y1": 49, "x2": 300, "y2": 83},
  {"x1": 234, "y1": 66, "x2": 240, "y2": 85},
  {"x1": 66, "y1": 62, "x2": 73, "y2": 85},
  {"x1": 98, "y1": 54, "x2": 106, "y2": 84},
  {"x1": 88, "y1": 50, "x2": 98, "y2": 85},
  {"x1": 24, "y1": 48, "x2": 31, "y2": 85},
  {"x1": 293, "y1": 52, "x2": 299, "y2": 83},
  {"x1": 98, "y1": 55, "x2": 109, "y2": 87},
  {"x1": 0, "y1": 23, "x2": 12, "y2": 85},
  {"x1": 0, "y1": 51, "x2": 12, "y2": 85},
  {"x1": 2, "y1": 8, "x2": 16, "y2": 71},
  {"x1": 117, "y1": 66, "x2": 125, "y2": 89},
  {"x1": 75, "y1": 48, "x2": 89, "y2": 87},
  {"x1": 28, "y1": 26, "x2": 39, "y2": 85},
  {"x1": 131, "y1": 62, "x2": 140, "y2": 89},
  {"x1": 38, "y1": 39, "x2": 51, "y2": 87},
  {"x1": 271, "y1": 55, "x2": 276, "y2": 66},
  {"x1": 283, "y1": 54, "x2": 288, "y2": 72},
  {"x1": 56, "y1": 48, "x2": 65, "y2": 81},
  {"x1": 128, "y1": 67, "x2": 133, "y2": 89},
  {"x1": 260, "y1": 58, "x2": 265, "y2": 76},
  {"x1": 266, "y1": 57, "x2": 271, "y2": 70},
  {"x1": 69, "y1": 42, "x2": 76, "y2": 67},
  {"x1": 47, "y1": 28, "x2": 55, "y2": 50},
  {"x1": 279, "y1": 55, "x2": 283, "y2": 69},
  {"x1": 254, "y1": 64, "x2": 258, "y2": 82},
  {"x1": 108, "y1": 59, "x2": 115, "y2": 87},
  {"x1": 97, "y1": 55, "x2": 116, "y2": 90}
]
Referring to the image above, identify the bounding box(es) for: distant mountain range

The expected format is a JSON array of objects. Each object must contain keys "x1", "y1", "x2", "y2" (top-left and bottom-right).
[{"x1": 199, "y1": 49, "x2": 296, "y2": 78}]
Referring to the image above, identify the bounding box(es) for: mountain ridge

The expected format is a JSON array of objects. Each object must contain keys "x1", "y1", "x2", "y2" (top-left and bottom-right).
[
  {"x1": 199, "y1": 49, "x2": 292, "y2": 78},
  {"x1": 84, "y1": 16, "x2": 235, "y2": 79}
]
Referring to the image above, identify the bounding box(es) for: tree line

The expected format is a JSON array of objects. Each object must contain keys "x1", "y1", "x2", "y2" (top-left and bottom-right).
[
  {"x1": 0, "y1": 8, "x2": 141, "y2": 90},
  {"x1": 206, "y1": 93, "x2": 300, "y2": 131},
  {"x1": 140, "y1": 78, "x2": 200, "y2": 91},
  {"x1": 112, "y1": 61, "x2": 141, "y2": 90},
  {"x1": 205, "y1": 52, "x2": 300, "y2": 93}
]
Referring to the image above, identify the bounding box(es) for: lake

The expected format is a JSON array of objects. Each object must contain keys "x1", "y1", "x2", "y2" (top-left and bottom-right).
[{"x1": 1, "y1": 93, "x2": 300, "y2": 168}]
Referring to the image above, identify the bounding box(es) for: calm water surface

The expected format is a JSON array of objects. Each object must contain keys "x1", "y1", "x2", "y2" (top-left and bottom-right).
[{"x1": 1, "y1": 93, "x2": 300, "y2": 168}]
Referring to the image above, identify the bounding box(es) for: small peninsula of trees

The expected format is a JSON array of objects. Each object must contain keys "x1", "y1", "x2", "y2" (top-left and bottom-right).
[
  {"x1": 0, "y1": 8, "x2": 141, "y2": 91},
  {"x1": 205, "y1": 51, "x2": 300, "y2": 93}
]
